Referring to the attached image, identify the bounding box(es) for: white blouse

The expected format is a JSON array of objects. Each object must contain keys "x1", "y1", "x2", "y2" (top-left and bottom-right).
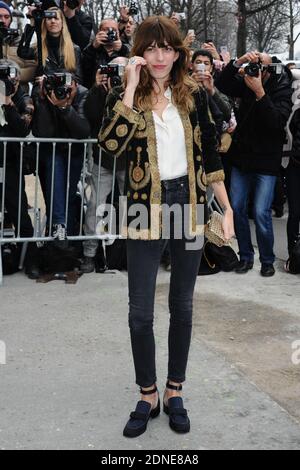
[{"x1": 152, "y1": 88, "x2": 188, "y2": 181}]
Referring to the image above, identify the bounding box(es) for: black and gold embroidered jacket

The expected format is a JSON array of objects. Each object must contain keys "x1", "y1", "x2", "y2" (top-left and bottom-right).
[{"x1": 99, "y1": 86, "x2": 225, "y2": 240}]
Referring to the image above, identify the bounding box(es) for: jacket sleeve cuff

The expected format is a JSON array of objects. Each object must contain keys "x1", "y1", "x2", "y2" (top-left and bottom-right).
[
  {"x1": 206, "y1": 170, "x2": 225, "y2": 185},
  {"x1": 255, "y1": 94, "x2": 269, "y2": 107},
  {"x1": 113, "y1": 100, "x2": 141, "y2": 125}
]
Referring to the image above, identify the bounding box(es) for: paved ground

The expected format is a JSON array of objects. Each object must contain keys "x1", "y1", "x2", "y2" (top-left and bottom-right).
[{"x1": 0, "y1": 216, "x2": 300, "y2": 450}]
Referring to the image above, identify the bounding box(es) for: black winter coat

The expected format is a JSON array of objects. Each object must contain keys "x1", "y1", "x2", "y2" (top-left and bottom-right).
[
  {"x1": 289, "y1": 108, "x2": 300, "y2": 164},
  {"x1": 66, "y1": 10, "x2": 93, "y2": 51},
  {"x1": 216, "y1": 60, "x2": 293, "y2": 175},
  {"x1": 0, "y1": 86, "x2": 32, "y2": 168},
  {"x1": 32, "y1": 85, "x2": 90, "y2": 154}
]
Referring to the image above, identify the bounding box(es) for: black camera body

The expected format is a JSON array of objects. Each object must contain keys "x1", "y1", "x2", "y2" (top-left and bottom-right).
[
  {"x1": 26, "y1": 0, "x2": 58, "y2": 20},
  {"x1": 66, "y1": 0, "x2": 80, "y2": 9},
  {"x1": 0, "y1": 22, "x2": 19, "y2": 43},
  {"x1": 0, "y1": 65, "x2": 18, "y2": 96},
  {"x1": 106, "y1": 28, "x2": 117, "y2": 43},
  {"x1": 98, "y1": 64, "x2": 125, "y2": 87},
  {"x1": 44, "y1": 73, "x2": 73, "y2": 100},
  {"x1": 129, "y1": 2, "x2": 138, "y2": 15},
  {"x1": 244, "y1": 61, "x2": 262, "y2": 78}
]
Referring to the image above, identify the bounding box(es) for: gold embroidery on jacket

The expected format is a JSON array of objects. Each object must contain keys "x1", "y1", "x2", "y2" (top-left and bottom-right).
[
  {"x1": 132, "y1": 147, "x2": 145, "y2": 183},
  {"x1": 137, "y1": 117, "x2": 146, "y2": 130},
  {"x1": 116, "y1": 124, "x2": 128, "y2": 137},
  {"x1": 194, "y1": 124, "x2": 202, "y2": 150},
  {"x1": 196, "y1": 167, "x2": 207, "y2": 191},
  {"x1": 129, "y1": 146, "x2": 151, "y2": 191},
  {"x1": 206, "y1": 169, "x2": 225, "y2": 185},
  {"x1": 106, "y1": 139, "x2": 119, "y2": 152},
  {"x1": 144, "y1": 111, "x2": 161, "y2": 239},
  {"x1": 179, "y1": 110, "x2": 197, "y2": 233},
  {"x1": 99, "y1": 111, "x2": 120, "y2": 142}
]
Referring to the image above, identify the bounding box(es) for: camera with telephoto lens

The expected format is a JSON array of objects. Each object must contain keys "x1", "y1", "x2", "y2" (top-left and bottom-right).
[
  {"x1": 26, "y1": 0, "x2": 58, "y2": 20},
  {"x1": 66, "y1": 0, "x2": 79, "y2": 9},
  {"x1": 98, "y1": 64, "x2": 125, "y2": 87},
  {"x1": 106, "y1": 28, "x2": 118, "y2": 43},
  {"x1": 244, "y1": 60, "x2": 262, "y2": 77},
  {"x1": 0, "y1": 22, "x2": 19, "y2": 42},
  {"x1": 129, "y1": 2, "x2": 138, "y2": 15},
  {"x1": 0, "y1": 65, "x2": 18, "y2": 96},
  {"x1": 43, "y1": 73, "x2": 73, "y2": 100}
]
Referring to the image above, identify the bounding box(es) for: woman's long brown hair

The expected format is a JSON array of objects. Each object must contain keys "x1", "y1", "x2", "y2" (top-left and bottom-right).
[{"x1": 128, "y1": 16, "x2": 198, "y2": 113}]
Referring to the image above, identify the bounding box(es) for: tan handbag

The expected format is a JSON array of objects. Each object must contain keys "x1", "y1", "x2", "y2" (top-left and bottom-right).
[{"x1": 205, "y1": 211, "x2": 231, "y2": 247}]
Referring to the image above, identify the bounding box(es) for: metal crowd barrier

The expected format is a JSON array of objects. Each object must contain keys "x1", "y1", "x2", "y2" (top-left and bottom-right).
[{"x1": 0, "y1": 137, "x2": 121, "y2": 286}]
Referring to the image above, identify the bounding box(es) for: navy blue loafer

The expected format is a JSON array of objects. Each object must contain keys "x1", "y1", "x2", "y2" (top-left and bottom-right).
[
  {"x1": 123, "y1": 386, "x2": 160, "y2": 438},
  {"x1": 163, "y1": 382, "x2": 190, "y2": 434}
]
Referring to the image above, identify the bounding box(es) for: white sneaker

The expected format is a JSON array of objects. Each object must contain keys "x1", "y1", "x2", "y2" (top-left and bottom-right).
[{"x1": 52, "y1": 224, "x2": 67, "y2": 241}]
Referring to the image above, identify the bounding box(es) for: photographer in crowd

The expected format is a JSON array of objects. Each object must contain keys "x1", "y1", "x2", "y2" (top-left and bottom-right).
[
  {"x1": 82, "y1": 18, "x2": 129, "y2": 89},
  {"x1": 118, "y1": 5, "x2": 137, "y2": 51},
  {"x1": 191, "y1": 49, "x2": 235, "y2": 190},
  {"x1": 0, "y1": 2, "x2": 37, "y2": 84},
  {"x1": 0, "y1": 59, "x2": 39, "y2": 278},
  {"x1": 191, "y1": 49, "x2": 232, "y2": 134},
  {"x1": 17, "y1": 6, "x2": 82, "y2": 82},
  {"x1": 31, "y1": 7, "x2": 90, "y2": 243},
  {"x1": 62, "y1": 0, "x2": 93, "y2": 50},
  {"x1": 216, "y1": 52, "x2": 293, "y2": 277},
  {"x1": 81, "y1": 57, "x2": 127, "y2": 273}
]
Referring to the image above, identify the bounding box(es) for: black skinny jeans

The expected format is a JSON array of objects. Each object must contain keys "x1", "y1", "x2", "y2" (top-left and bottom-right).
[
  {"x1": 127, "y1": 176, "x2": 202, "y2": 388},
  {"x1": 286, "y1": 160, "x2": 300, "y2": 255}
]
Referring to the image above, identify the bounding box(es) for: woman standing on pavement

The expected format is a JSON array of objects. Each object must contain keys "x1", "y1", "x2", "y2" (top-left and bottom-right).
[{"x1": 99, "y1": 16, "x2": 234, "y2": 438}]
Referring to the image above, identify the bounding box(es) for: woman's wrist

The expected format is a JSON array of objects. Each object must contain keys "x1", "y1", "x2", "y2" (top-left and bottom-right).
[
  {"x1": 123, "y1": 86, "x2": 136, "y2": 108},
  {"x1": 223, "y1": 206, "x2": 233, "y2": 216}
]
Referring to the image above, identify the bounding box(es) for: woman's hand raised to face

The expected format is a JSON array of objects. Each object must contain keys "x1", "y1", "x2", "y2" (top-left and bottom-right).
[{"x1": 125, "y1": 56, "x2": 147, "y2": 91}]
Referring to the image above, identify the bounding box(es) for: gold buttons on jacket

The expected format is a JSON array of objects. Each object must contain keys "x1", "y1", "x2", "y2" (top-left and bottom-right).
[
  {"x1": 106, "y1": 139, "x2": 118, "y2": 152},
  {"x1": 116, "y1": 124, "x2": 128, "y2": 137}
]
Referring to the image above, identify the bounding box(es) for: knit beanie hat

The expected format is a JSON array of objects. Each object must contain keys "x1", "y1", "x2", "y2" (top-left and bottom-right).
[{"x1": 0, "y1": 2, "x2": 12, "y2": 17}]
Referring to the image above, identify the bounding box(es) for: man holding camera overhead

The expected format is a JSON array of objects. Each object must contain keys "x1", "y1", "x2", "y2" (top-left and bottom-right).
[
  {"x1": 81, "y1": 18, "x2": 129, "y2": 89},
  {"x1": 216, "y1": 51, "x2": 293, "y2": 277},
  {"x1": 118, "y1": 4, "x2": 138, "y2": 52},
  {"x1": 62, "y1": 0, "x2": 93, "y2": 50},
  {"x1": 0, "y1": 1, "x2": 36, "y2": 84}
]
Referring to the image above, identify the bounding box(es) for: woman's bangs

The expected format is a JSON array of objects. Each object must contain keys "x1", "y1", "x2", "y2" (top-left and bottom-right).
[{"x1": 152, "y1": 21, "x2": 178, "y2": 49}]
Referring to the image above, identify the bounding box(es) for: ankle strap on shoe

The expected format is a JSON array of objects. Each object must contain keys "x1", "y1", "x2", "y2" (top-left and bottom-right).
[
  {"x1": 140, "y1": 386, "x2": 158, "y2": 395},
  {"x1": 166, "y1": 381, "x2": 182, "y2": 391}
]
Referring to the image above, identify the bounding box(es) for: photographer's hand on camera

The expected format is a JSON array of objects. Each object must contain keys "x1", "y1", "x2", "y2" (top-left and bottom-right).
[
  {"x1": 235, "y1": 51, "x2": 259, "y2": 68},
  {"x1": 119, "y1": 6, "x2": 130, "y2": 23},
  {"x1": 46, "y1": 80, "x2": 77, "y2": 109},
  {"x1": 202, "y1": 42, "x2": 220, "y2": 60},
  {"x1": 92, "y1": 31, "x2": 108, "y2": 49},
  {"x1": 27, "y1": 5, "x2": 37, "y2": 24},
  {"x1": 244, "y1": 69, "x2": 265, "y2": 100},
  {"x1": 193, "y1": 69, "x2": 215, "y2": 95},
  {"x1": 112, "y1": 36, "x2": 123, "y2": 52},
  {"x1": 95, "y1": 70, "x2": 112, "y2": 92},
  {"x1": 184, "y1": 31, "x2": 196, "y2": 48},
  {"x1": 202, "y1": 71, "x2": 215, "y2": 95}
]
